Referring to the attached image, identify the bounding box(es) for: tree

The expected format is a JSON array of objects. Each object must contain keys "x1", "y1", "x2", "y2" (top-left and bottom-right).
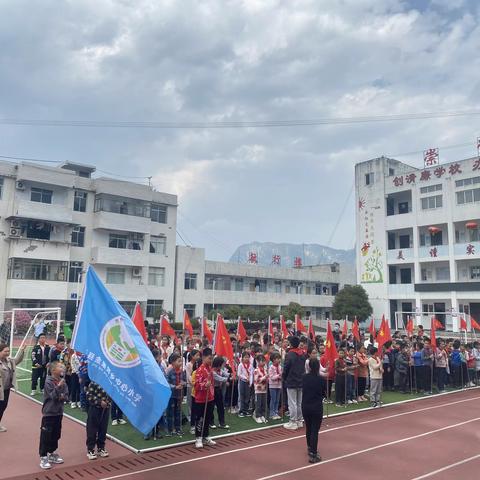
[
  {"x1": 332, "y1": 285, "x2": 372, "y2": 322},
  {"x1": 224, "y1": 305, "x2": 242, "y2": 320},
  {"x1": 258, "y1": 306, "x2": 278, "y2": 322},
  {"x1": 280, "y1": 302, "x2": 304, "y2": 322}
]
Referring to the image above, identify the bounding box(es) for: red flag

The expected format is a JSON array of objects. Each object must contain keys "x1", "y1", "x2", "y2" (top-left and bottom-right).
[
  {"x1": 406, "y1": 316, "x2": 414, "y2": 337},
  {"x1": 160, "y1": 315, "x2": 177, "y2": 341},
  {"x1": 460, "y1": 317, "x2": 468, "y2": 331},
  {"x1": 202, "y1": 317, "x2": 213, "y2": 343},
  {"x1": 280, "y1": 315, "x2": 289, "y2": 338},
  {"x1": 308, "y1": 317, "x2": 315, "y2": 340},
  {"x1": 325, "y1": 321, "x2": 338, "y2": 367},
  {"x1": 214, "y1": 314, "x2": 234, "y2": 366},
  {"x1": 131, "y1": 302, "x2": 148, "y2": 344},
  {"x1": 295, "y1": 314, "x2": 307, "y2": 333},
  {"x1": 377, "y1": 315, "x2": 392, "y2": 353},
  {"x1": 368, "y1": 318, "x2": 376, "y2": 339},
  {"x1": 432, "y1": 316, "x2": 443, "y2": 330},
  {"x1": 471, "y1": 316, "x2": 480, "y2": 330},
  {"x1": 430, "y1": 316, "x2": 438, "y2": 351},
  {"x1": 183, "y1": 310, "x2": 194, "y2": 338},
  {"x1": 237, "y1": 317, "x2": 247, "y2": 343},
  {"x1": 352, "y1": 317, "x2": 360, "y2": 342},
  {"x1": 342, "y1": 319, "x2": 348, "y2": 338}
]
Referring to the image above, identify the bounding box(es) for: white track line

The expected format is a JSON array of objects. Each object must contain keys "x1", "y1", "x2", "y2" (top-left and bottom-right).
[
  {"x1": 409, "y1": 454, "x2": 480, "y2": 479},
  {"x1": 256, "y1": 417, "x2": 480, "y2": 480},
  {"x1": 99, "y1": 395, "x2": 480, "y2": 480}
]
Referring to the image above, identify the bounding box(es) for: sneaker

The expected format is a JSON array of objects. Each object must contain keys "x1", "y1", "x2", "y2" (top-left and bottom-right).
[
  {"x1": 0, "y1": 425, "x2": 7, "y2": 433},
  {"x1": 254, "y1": 416, "x2": 263, "y2": 424},
  {"x1": 48, "y1": 452, "x2": 64, "y2": 464},
  {"x1": 372, "y1": 402, "x2": 378, "y2": 408},
  {"x1": 97, "y1": 449, "x2": 109, "y2": 458},
  {"x1": 70, "y1": 402, "x2": 77, "y2": 409},
  {"x1": 352, "y1": 399, "x2": 358, "y2": 404},
  {"x1": 175, "y1": 430, "x2": 183, "y2": 436},
  {"x1": 190, "y1": 427, "x2": 195, "y2": 435},
  {"x1": 218, "y1": 424, "x2": 230, "y2": 429},
  {"x1": 87, "y1": 450, "x2": 97, "y2": 460},
  {"x1": 111, "y1": 420, "x2": 118, "y2": 426},
  {"x1": 209, "y1": 424, "x2": 217, "y2": 429},
  {"x1": 77, "y1": 402, "x2": 82, "y2": 408},
  {"x1": 40, "y1": 457, "x2": 51, "y2": 469},
  {"x1": 283, "y1": 421, "x2": 298, "y2": 430},
  {"x1": 31, "y1": 390, "x2": 36, "y2": 396},
  {"x1": 271, "y1": 415, "x2": 281, "y2": 420},
  {"x1": 195, "y1": 438, "x2": 203, "y2": 449},
  {"x1": 261, "y1": 417, "x2": 267, "y2": 423},
  {"x1": 203, "y1": 437, "x2": 217, "y2": 446},
  {"x1": 238, "y1": 413, "x2": 245, "y2": 418},
  {"x1": 347, "y1": 400, "x2": 353, "y2": 405},
  {"x1": 165, "y1": 432, "x2": 173, "y2": 437},
  {"x1": 118, "y1": 419, "x2": 127, "y2": 425},
  {"x1": 296, "y1": 420, "x2": 304, "y2": 428}
]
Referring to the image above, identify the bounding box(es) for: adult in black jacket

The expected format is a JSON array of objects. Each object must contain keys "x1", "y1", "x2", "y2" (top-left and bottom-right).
[
  {"x1": 302, "y1": 357, "x2": 324, "y2": 463},
  {"x1": 283, "y1": 336, "x2": 306, "y2": 430},
  {"x1": 31, "y1": 334, "x2": 50, "y2": 395}
]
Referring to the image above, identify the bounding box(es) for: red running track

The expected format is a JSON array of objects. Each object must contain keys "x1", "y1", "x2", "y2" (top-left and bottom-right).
[{"x1": 6, "y1": 389, "x2": 480, "y2": 480}]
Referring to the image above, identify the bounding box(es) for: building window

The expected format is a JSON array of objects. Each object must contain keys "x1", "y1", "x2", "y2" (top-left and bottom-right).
[
  {"x1": 389, "y1": 168, "x2": 395, "y2": 176},
  {"x1": 420, "y1": 184, "x2": 442, "y2": 194},
  {"x1": 31, "y1": 187, "x2": 52, "y2": 204},
  {"x1": 73, "y1": 191, "x2": 87, "y2": 212},
  {"x1": 274, "y1": 280, "x2": 282, "y2": 293},
  {"x1": 150, "y1": 236, "x2": 166, "y2": 254},
  {"x1": 68, "y1": 261, "x2": 83, "y2": 282},
  {"x1": 119, "y1": 302, "x2": 136, "y2": 316},
  {"x1": 184, "y1": 273, "x2": 197, "y2": 290},
  {"x1": 365, "y1": 172, "x2": 374, "y2": 186},
  {"x1": 436, "y1": 267, "x2": 450, "y2": 281},
  {"x1": 8, "y1": 258, "x2": 68, "y2": 281},
  {"x1": 315, "y1": 283, "x2": 322, "y2": 295},
  {"x1": 234, "y1": 278, "x2": 243, "y2": 291},
  {"x1": 71, "y1": 226, "x2": 85, "y2": 247},
  {"x1": 146, "y1": 299, "x2": 163, "y2": 318},
  {"x1": 0, "y1": 177, "x2": 3, "y2": 199},
  {"x1": 109, "y1": 233, "x2": 127, "y2": 249},
  {"x1": 26, "y1": 221, "x2": 51, "y2": 240},
  {"x1": 148, "y1": 267, "x2": 165, "y2": 287},
  {"x1": 184, "y1": 304, "x2": 195, "y2": 320},
  {"x1": 456, "y1": 188, "x2": 480, "y2": 205},
  {"x1": 151, "y1": 203, "x2": 167, "y2": 223},
  {"x1": 421, "y1": 195, "x2": 442, "y2": 210},
  {"x1": 455, "y1": 176, "x2": 480, "y2": 187},
  {"x1": 106, "y1": 267, "x2": 125, "y2": 284},
  {"x1": 470, "y1": 266, "x2": 480, "y2": 280}
]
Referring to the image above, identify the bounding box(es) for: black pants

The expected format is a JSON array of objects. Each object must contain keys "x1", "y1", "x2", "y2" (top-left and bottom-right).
[
  {"x1": 32, "y1": 367, "x2": 47, "y2": 391},
  {"x1": 70, "y1": 373, "x2": 80, "y2": 403},
  {"x1": 214, "y1": 387, "x2": 226, "y2": 426},
  {"x1": 111, "y1": 402, "x2": 123, "y2": 421},
  {"x1": 190, "y1": 396, "x2": 197, "y2": 427},
  {"x1": 357, "y1": 377, "x2": 367, "y2": 397},
  {"x1": 335, "y1": 375, "x2": 345, "y2": 404},
  {"x1": 303, "y1": 411, "x2": 323, "y2": 455},
  {"x1": 39, "y1": 415, "x2": 63, "y2": 457},
  {"x1": 194, "y1": 400, "x2": 214, "y2": 439},
  {"x1": 86, "y1": 406, "x2": 110, "y2": 452},
  {"x1": 0, "y1": 389, "x2": 11, "y2": 422}
]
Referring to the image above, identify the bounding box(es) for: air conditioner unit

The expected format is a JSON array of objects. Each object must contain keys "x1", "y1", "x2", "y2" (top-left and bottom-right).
[
  {"x1": 10, "y1": 219, "x2": 21, "y2": 228},
  {"x1": 132, "y1": 267, "x2": 142, "y2": 277},
  {"x1": 15, "y1": 181, "x2": 25, "y2": 190},
  {"x1": 9, "y1": 227, "x2": 20, "y2": 238}
]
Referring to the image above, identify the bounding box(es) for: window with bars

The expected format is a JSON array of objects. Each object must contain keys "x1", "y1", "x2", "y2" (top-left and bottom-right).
[{"x1": 71, "y1": 226, "x2": 85, "y2": 247}]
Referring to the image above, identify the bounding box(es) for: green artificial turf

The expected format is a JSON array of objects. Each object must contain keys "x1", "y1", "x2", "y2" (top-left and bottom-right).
[{"x1": 11, "y1": 347, "x2": 466, "y2": 451}]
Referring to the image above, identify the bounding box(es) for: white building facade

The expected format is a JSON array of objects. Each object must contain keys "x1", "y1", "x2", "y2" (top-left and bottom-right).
[
  {"x1": 0, "y1": 160, "x2": 177, "y2": 321},
  {"x1": 355, "y1": 156, "x2": 480, "y2": 331}
]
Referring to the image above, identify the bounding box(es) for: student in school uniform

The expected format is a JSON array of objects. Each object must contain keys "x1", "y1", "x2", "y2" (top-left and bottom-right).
[
  {"x1": 268, "y1": 352, "x2": 282, "y2": 420},
  {"x1": 253, "y1": 354, "x2": 268, "y2": 423},
  {"x1": 237, "y1": 351, "x2": 253, "y2": 417}
]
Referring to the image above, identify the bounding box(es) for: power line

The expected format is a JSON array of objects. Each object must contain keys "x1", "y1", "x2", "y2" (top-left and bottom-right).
[{"x1": 1, "y1": 109, "x2": 480, "y2": 129}]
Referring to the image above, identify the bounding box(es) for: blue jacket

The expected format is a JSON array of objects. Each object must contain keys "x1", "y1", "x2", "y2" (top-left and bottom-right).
[
  {"x1": 450, "y1": 350, "x2": 462, "y2": 367},
  {"x1": 412, "y1": 351, "x2": 423, "y2": 367}
]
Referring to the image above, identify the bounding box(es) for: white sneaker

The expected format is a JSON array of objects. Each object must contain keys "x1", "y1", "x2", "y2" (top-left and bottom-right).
[
  {"x1": 118, "y1": 419, "x2": 127, "y2": 425},
  {"x1": 0, "y1": 425, "x2": 7, "y2": 433},
  {"x1": 40, "y1": 456, "x2": 51, "y2": 469},
  {"x1": 283, "y1": 421, "x2": 298, "y2": 430},
  {"x1": 31, "y1": 390, "x2": 36, "y2": 396},
  {"x1": 352, "y1": 399, "x2": 358, "y2": 404},
  {"x1": 347, "y1": 400, "x2": 353, "y2": 404},
  {"x1": 70, "y1": 402, "x2": 77, "y2": 409},
  {"x1": 97, "y1": 449, "x2": 109, "y2": 458},
  {"x1": 77, "y1": 402, "x2": 82, "y2": 408},
  {"x1": 111, "y1": 420, "x2": 118, "y2": 426},
  {"x1": 296, "y1": 420, "x2": 304, "y2": 428},
  {"x1": 271, "y1": 415, "x2": 281, "y2": 420},
  {"x1": 204, "y1": 437, "x2": 217, "y2": 446},
  {"x1": 195, "y1": 438, "x2": 203, "y2": 449},
  {"x1": 254, "y1": 416, "x2": 263, "y2": 424},
  {"x1": 48, "y1": 452, "x2": 64, "y2": 464},
  {"x1": 87, "y1": 450, "x2": 97, "y2": 460}
]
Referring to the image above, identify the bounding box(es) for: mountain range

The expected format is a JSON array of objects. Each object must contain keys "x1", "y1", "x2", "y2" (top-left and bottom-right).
[{"x1": 229, "y1": 242, "x2": 355, "y2": 267}]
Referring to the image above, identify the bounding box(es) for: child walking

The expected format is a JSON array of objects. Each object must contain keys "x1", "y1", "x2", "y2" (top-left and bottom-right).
[
  {"x1": 39, "y1": 361, "x2": 69, "y2": 470},
  {"x1": 254, "y1": 354, "x2": 268, "y2": 423},
  {"x1": 86, "y1": 382, "x2": 111, "y2": 460},
  {"x1": 268, "y1": 352, "x2": 282, "y2": 420}
]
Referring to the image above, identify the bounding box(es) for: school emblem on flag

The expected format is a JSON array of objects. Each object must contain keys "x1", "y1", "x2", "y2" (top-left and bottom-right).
[{"x1": 100, "y1": 317, "x2": 141, "y2": 368}]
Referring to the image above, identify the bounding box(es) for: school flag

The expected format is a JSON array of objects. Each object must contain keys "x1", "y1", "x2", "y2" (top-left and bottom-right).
[
  {"x1": 368, "y1": 317, "x2": 376, "y2": 339},
  {"x1": 460, "y1": 317, "x2": 468, "y2": 331},
  {"x1": 295, "y1": 314, "x2": 307, "y2": 334},
  {"x1": 71, "y1": 266, "x2": 171, "y2": 435},
  {"x1": 201, "y1": 317, "x2": 214, "y2": 343},
  {"x1": 471, "y1": 317, "x2": 480, "y2": 331},
  {"x1": 131, "y1": 302, "x2": 148, "y2": 344},
  {"x1": 214, "y1": 314, "x2": 234, "y2": 366},
  {"x1": 280, "y1": 315, "x2": 289, "y2": 338},
  {"x1": 406, "y1": 316, "x2": 414, "y2": 337},
  {"x1": 237, "y1": 316, "x2": 247, "y2": 343},
  {"x1": 352, "y1": 317, "x2": 360, "y2": 342},
  {"x1": 342, "y1": 319, "x2": 348, "y2": 338},
  {"x1": 183, "y1": 310, "x2": 194, "y2": 338},
  {"x1": 160, "y1": 314, "x2": 177, "y2": 342},
  {"x1": 308, "y1": 317, "x2": 315, "y2": 340}
]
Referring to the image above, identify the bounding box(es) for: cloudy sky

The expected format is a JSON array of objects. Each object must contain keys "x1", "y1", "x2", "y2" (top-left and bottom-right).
[{"x1": 1, "y1": 0, "x2": 479, "y2": 260}]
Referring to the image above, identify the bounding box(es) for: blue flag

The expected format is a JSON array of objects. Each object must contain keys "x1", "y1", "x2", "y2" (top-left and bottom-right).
[{"x1": 72, "y1": 266, "x2": 171, "y2": 435}]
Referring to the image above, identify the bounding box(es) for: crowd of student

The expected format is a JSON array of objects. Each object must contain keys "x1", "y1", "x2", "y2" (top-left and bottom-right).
[{"x1": 1, "y1": 321, "x2": 480, "y2": 469}]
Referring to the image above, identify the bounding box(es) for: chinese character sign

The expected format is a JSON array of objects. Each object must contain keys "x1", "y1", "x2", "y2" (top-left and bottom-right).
[
  {"x1": 293, "y1": 257, "x2": 302, "y2": 268},
  {"x1": 248, "y1": 252, "x2": 258, "y2": 264},
  {"x1": 424, "y1": 148, "x2": 439, "y2": 167},
  {"x1": 72, "y1": 267, "x2": 171, "y2": 435},
  {"x1": 477, "y1": 137, "x2": 480, "y2": 155},
  {"x1": 272, "y1": 254, "x2": 281, "y2": 265},
  {"x1": 467, "y1": 244, "x2": 475, "y2": 255}
]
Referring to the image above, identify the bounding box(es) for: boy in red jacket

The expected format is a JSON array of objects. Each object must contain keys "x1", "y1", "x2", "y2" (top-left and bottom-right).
[{"x1": 194, "y1": 348, "x2": 216, "y2": 449}]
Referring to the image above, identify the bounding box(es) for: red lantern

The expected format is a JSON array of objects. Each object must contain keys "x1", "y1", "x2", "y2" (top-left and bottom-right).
[
  {"x1": 428, "y1": 226, "x2": 440, "y2": 234},
  {"x1": 466, "y1": 222, "x2": 478, "y2": 229}
]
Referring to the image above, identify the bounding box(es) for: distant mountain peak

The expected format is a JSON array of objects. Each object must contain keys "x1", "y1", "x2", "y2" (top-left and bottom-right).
[{"x1": 229, "y1": 242, "x2": 355, "y2": 267}]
